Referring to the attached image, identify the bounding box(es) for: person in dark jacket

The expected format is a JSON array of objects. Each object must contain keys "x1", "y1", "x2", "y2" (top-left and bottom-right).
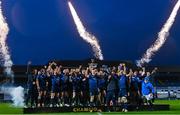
[
  {"x1": 25, "y1": 69, "x2": 38, "y2": 108},
  {"x1": 81, "y1": 69, "x2": 89, "y2": 106},
  {"x1": 106, "y1": 70, "x2": 118, "y2": 107}
]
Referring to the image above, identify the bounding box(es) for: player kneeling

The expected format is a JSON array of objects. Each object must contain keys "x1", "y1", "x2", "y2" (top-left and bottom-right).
[
  {"x1": 142, "y1": 77, "x2": 154, "y2": 109},
  {"x1": 119, "y1": 96, "x2": 128, "y2": 112}
]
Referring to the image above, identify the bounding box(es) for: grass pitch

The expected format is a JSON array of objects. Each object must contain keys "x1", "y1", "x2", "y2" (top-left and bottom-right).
[{"x1": 0, "y1": 100, "x2": 180, "y2": 114}]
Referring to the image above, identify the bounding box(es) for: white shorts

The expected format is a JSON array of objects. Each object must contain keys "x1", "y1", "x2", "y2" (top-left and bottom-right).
[{"x1": 144, "y1": 94, "x2": 153, "y2": 101}]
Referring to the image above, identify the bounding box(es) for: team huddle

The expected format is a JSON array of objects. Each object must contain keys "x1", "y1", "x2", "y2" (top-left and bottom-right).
[{"x1": 25, "y1": 61, "x2": 156, "y2": 112}]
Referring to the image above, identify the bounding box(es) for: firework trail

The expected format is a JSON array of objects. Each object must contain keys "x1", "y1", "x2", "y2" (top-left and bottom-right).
[
  {"x1": 0, "y1": 1, "x2": 14, "y2": 80},
  {"x1": 68, "y1": 1, "x2": 104, "y2": 60},
  {"x1": 137, "y1": 0, "x2": 180, "y2": 67},
  {"x1": 0, "y1": 1, "x2": 24, "y2": 107}
]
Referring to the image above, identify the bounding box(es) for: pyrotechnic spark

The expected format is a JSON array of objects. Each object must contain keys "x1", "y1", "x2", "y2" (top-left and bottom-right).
[
  {"x1": 68, "y1": 1, "x2": 104, "y2": 60},
  {"x1": 0, "y1": 1, "x2": 14, "y2": 80},
  {"x1": 0, "y1": 1, "x2": 24, "y2": 108},
  {"x1": 137, "y1": 0, "x2": 180, "y2": 67}
]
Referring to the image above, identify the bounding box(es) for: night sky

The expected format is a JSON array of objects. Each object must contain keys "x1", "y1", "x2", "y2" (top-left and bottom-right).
[{"x1": 2, "y1": 0, "x2": 180, "y2": 65}]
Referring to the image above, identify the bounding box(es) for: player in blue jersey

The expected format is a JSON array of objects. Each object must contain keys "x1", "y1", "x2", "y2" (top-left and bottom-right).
[
  {"x1": 88, "y1": 69, "x2": 99, "y2": 106},
  {"x1": 129, "y1": 70, "x2": 141, "y2": 106},
  {"x1": 70, "y1": 69, "x2": 82, "y2": 106},
  {"x1": 50, "y1": 68, "x2": 61, "y2": 107},
  {"x1": 36, "y1": 69, "x2": 47, "y2": 107},
  {"x1": 118, "y1": 70, "x2": 129, "y2": 112},
  {"x1": 61, "y1": 69, "x2": 70, "y2": 106}
]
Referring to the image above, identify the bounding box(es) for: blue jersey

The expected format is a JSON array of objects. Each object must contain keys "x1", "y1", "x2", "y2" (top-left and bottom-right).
[
  {"x1": 98, "y1": 76, "x2": 106, "y2": 90},
  {"x1": 81, "y1": 77, "x2": 89, "y2": 91},
  {"x1": 51, "y1": 75, "x2": 61, "y2": 93},
  {"x1": 118, "y1": 74, "x2": 129, "y2": 97},
  {"x1": 61, "y1": 74, "x2": 68, "y2": 84},
  {"x1": 130, "y1": 76, "x2": 141, "y2": 91},
  {"x1": 61, "y1": 74, "x2": 69, "y2": 90},
  {"x1": 89, "y1": 75, "x2": 98, "y2": 91},
  {"x1": 118, "y1": 74, "x2": 128, "y2": 89},
  {"x1": 37, "y1": 74, "x2": 46, "y2": 88},
  {"x1": 72, "y1": 75, "x2": 82, "y2": 91},
  {"x1": 142, "y1": 81, "x2": 154, "y2": 95},
  {"x1": 51, "y1": 75, "x2": 61, "y2": 87}
]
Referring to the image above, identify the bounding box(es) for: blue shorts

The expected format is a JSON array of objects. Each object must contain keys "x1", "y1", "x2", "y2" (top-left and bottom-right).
[
  {"x1": 61, "y1": 84, "x2": 68, "y2": 92},
  {"x1": 40, "y1": 86, "x2": 46, "y2": 91},
  {"x1": 73, "y1": 86, "x2": 81, "y2": 92},
  {"x1": 51, "y1": 85, "x2": 60, "y2": 93},
  {"x1": 119, "y1": 88, "x2": 127, "y2": 97},
  {"x1": 90, "y1": 89, "x2": 99, "y2": 96}
]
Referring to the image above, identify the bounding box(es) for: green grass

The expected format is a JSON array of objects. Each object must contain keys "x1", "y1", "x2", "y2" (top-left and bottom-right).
[
  {"x1": 0, "y1": 103, "x2": 23, "y2": 114},
  {"x1": 0, "y1": 100, "x2": 179, "y2": 114}
]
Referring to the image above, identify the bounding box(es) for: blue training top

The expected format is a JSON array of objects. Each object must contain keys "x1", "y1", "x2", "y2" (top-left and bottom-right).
[{"x1": 142, "y1": 79, "x2": 154, "y2": 95}]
